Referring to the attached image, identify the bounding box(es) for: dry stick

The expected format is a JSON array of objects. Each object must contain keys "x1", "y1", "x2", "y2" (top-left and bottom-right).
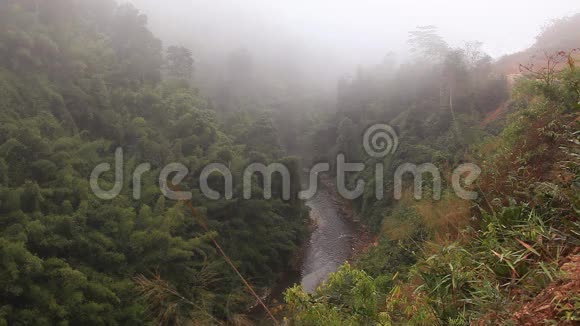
[
  {"x1": 476, "y1": 182, "x2": 495, "y2": 217},
  {"x1": 172, "y1": 186, "x2": 280, "y2": 326}
]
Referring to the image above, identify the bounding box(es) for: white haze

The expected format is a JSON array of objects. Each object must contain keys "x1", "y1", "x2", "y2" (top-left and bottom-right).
[{"x1": 127, "y1": 0, "x2": 580, "y2": 90}]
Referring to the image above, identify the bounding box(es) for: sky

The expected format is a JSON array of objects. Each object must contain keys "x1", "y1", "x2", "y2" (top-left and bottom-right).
[
  {"x1": 262, "y1": 0, "x2": 580, "y2": 58},
  {"x1": 128, "y1": 0, "x2": 580, "y2": 85}
]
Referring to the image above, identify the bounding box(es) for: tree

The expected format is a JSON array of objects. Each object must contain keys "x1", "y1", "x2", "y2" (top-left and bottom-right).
[
  {"x1": 166, "y1": 45, "x2": 194, "y2": 81},
  {"x1": 408, "y1": 25, "x2": 449, "y2": 61}
]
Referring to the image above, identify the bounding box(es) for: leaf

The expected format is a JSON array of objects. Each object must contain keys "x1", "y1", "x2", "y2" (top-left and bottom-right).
[{"x1": 516, "y1": 238, "x2": 540, "y2": 257}]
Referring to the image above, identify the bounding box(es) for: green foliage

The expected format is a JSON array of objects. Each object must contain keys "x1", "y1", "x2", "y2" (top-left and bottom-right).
[
  {"x1": 287, "y1": 39, "x2": 579, "y2": 325},
  {"x1": 165, "y1": 45, "x2": 194, "y2": 82},
  {"x1": 0, "y1": 0, "x2": 309, "y2": 324},
  {"x1": 285, "y1": 263, "x2": 388, "y2": 325}
]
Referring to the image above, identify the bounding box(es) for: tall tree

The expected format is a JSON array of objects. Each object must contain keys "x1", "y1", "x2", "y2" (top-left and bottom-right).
[{"x1": 166, "y1": 45, "x2": 194, "y2": 81}]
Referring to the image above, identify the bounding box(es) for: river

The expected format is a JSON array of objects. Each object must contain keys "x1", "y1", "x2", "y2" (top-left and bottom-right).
[
  {"x1": 300, "y1": 184, "x2": 358, "y2": 293},
  {"x1": 250, "y1": 183, "x2": 361, "y2": 323}
]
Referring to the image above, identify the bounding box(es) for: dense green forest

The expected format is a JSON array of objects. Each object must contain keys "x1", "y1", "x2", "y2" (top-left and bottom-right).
[
  {"x1": 0, "y1": 1, "x2": 309, "y2": 324},
  {"x1": 0, "y1": 0, "x2": 579, "y2": 325}
]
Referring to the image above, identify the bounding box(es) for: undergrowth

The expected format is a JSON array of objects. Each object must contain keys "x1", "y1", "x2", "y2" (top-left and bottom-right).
[{"x1": 284, "y1": 54, "x2": 579, "y2": 325}]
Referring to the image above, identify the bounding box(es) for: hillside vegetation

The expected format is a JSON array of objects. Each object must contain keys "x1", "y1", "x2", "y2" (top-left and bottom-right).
[
  {"x1": 284, "y1": 20, "x2": 580, "y2": 326},
  {"x1": 0, "y1": 1, "x2": 308, "y2": 324},
  {"x1": 0, "y1": 1, "x2": 578, "y2": 325}
]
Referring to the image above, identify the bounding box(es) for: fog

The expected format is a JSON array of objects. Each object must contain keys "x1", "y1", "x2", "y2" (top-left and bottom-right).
[{"x1": 127, "y1": 0, "x2": 580, "y2": 91}]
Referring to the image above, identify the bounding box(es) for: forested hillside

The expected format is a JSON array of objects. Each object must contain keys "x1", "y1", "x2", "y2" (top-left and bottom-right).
[
  {"x1": 284, "y1": 19, "x2": 580, "y2": 326},
  {"x1": 0, "y1": 1, "x2": 579, "y2": 325},
  {"x1": 0, "y1": 1, "x2": 308, "y2": 324}
]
